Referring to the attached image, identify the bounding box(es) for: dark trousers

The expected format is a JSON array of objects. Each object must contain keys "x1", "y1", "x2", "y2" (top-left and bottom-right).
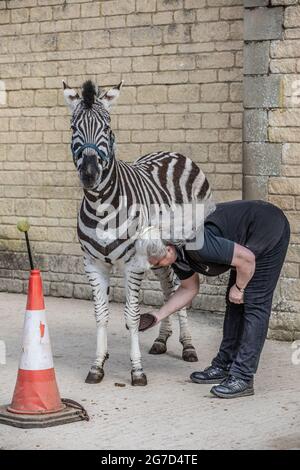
[{"x1": 212, "y1": 218, "x2": 290, "y2": 382}]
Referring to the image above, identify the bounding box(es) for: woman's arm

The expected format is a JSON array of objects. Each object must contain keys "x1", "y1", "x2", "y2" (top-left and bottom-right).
[
  {"x1": 155, "y1": 273, "x2": 199, "y2": 322},
  {"x1": 229, "y1": 243, "x2": 256, "y2": 303}
]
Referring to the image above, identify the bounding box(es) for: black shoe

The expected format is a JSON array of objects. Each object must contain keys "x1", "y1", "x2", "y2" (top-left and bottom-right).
[
  {"x1": 210, "y1": 375, "x2": 254, "y2": 399},
  {"x1": 190, "y1": 365, "x2": 229, "y2": 384}
]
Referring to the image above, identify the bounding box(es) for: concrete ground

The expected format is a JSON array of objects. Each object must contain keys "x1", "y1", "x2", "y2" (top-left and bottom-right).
[{"x1": 0, "y1": 292, "x2": 299, "y2": 450}]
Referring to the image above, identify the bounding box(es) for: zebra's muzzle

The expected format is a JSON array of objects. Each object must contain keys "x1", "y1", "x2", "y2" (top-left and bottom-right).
[{"x1": 80, "y1": 155, "x2": 101, "y2": 189}]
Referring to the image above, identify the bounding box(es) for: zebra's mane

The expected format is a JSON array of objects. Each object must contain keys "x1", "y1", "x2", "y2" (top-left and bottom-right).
[
  {"x1": 71, "y1": 94, "x2": 110, "y2": 124},
  {"x1": 82, "y1": 80, "x2": 97, "y2": 108}
]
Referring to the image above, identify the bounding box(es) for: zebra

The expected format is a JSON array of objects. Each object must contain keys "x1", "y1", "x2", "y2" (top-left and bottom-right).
[{"x1": 62, "y1": 79, "x2": 215, "y2": 386}]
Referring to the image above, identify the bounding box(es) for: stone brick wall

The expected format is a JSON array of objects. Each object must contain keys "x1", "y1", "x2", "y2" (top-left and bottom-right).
[
  {"x1": 0, "y1": 0, "x2": 299, "y2": 339},
  {"x1": 0, "y1": 0, "x2": 243, "y2": 316},
  {"x1": 243, "y1": 0, "x2": 300, "y2": 340}
]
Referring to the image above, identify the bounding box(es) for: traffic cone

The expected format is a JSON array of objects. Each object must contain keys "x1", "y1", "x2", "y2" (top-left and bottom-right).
[
  {"x1": 0, "y1": 269, "x2": 89, "y2": 428},
  {"x1": 8, "y1": 270, "x2": 64, "y2": 415}
]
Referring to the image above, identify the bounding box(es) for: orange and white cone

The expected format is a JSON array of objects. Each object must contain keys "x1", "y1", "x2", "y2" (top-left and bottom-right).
[{"x1": 8, "y1": 270, "x2": 64, "y2": 415}]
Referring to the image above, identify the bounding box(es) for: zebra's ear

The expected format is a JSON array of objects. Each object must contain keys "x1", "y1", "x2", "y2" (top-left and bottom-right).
[
  {"x1": 100, "y1": 81, "x2": 123, "y2": 111},
  {"x1": 62, "y1": 80, "x2": 80, "y2": 113}
]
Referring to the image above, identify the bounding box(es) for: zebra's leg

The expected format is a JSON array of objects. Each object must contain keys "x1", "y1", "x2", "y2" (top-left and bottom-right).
[
  {"x1": 152, "y1": 266, "x2": 198, "y2": 362},
  {"x1": 149, "y1": 267, "x2": 173, "y2": 355},
  {"x1": 84, "y1": 256, "x2": 112, "y2": 384},
  {"x1": 124, "y1": 267, "x2": 147, "y2": 386}
]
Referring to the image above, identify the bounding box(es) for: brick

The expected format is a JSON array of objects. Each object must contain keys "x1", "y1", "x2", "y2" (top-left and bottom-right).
[
  {"x1": 163, "y1": 23, "x2": 190, "y2": 44},
  {"x1": 136, "y1": 0, "x2": 156, "y2": 12},
  {"x1": 160, "y1": 55, "x2": 195, "y2": 71},
  {"x1": 46, "y1": 200, "x2": 77, "y2": 218},
  {"x1": 165, "y1": 113, "x2": 200, "y2": 129},
  {"x1": 119, "y1": 115, "x2": 143, "y2": 130},
  {"x1": 0, "y1": 9, "x2": 9, "y2": 23},
  {"x1": 270, "y1": 109, "x2": 300, "y2": 127},
  {"x1": 271, "y1": 58, "x2": 297, "y2": 73},
  {"x1": 271, "y1": 40, "x2": 300, "y2": 58},
  {"x1": 132, "y1": 26, "x2": 162, "y2": 46},
  {"x1": 269, "y1": 127, "x2": 300, "y2": 143},
  {"x1": 269, "y1": 177, "x2": 300, "y2": 195},
  {"x1": 15, "y1": 198, "x2": 45, "y2": 217},
  {"x1": 132, "y1": 130, "x2": 158, "y2": 142},
  {"x1": 201, "y1": 83, "x2": 228, "y2": 102},
  {"x1": 144, "y1": 115, "x2": 164, "y2": 129},
  {"x1": 31, "y1": 62, "x2": 58, "y2": 77},
  {"x1": 53, "y1": 4, "x2": 80, "y2": 20},
  {"x1": 34, "y1": 90, "x2": 57, "y2": 107},
  {"x1": 72, "y1": 17, "x2": 105, "y2": 31},
  {"x1": 31, "y1": 34, "x2": 57, "y2": 52},
  {"x1": 282, "y1": 143, "x2": 300, "y2": 165},
  {"x1": 7, "y1": 36, "x2": 31, "y2": 53},
  {"x1": 153, "y1": 71, "x2": 189, "y2": 84},
  {"x1": 111, "y1": 58, "x2": 132, "y2": 73},
  {"x1": 101, "y1": 0, "x2": 135, "y2": 15},
  {"x1": 244, "y1": 42, "x2": 270, "y2": 75},
  {"x1": 169, "y1": 84, "x2": 199, "y2": 103},
  {"x1": 48, "y1": 227, "x2": 75, "y2": 243},
  {"x1": 152, "y1": 11, "x2": 173, "y2": 25},
  {"x1": 202, "y1": 113, "x2": 229, "y2": 128},
  {"x1": 244, "y1": 7, "x2": 283, "y2": 41},
  {"x1": 285, "y1": 6, "x2": 300, "y2": 28},
  {"x1": 25, "y1": 144, "x2": 48, "y2": 161},
  {"x1": 157, "y1": 0, "x2": 183, "y2": 10},
  {"x1": 110, "y1": 28, "x2": 131, "y2": 47},
  {"x1": 132, "y1": 56, "x2": 158, "y2": 72},
  {"x1": 137, "y1": 85, "x2": 167, "y2": 103},
  {"x1": 196, "y1": 52, "x2": 234, "y2": 69},
  {"x1": 8, "y1": 91, "x2": 34, "y2": 107},
  {"x1": 209, "y1": 143, "x2": 229, "y2": 163},
  {"x1": 159, "y1": 129, "x2": 185, "y2": 142},
  {"x1": 174, "y1": 9, "x2": 196, "y2": 23},
  {"x1": 30, "y1": 6, "x2": 52, "y2": 22},
  {"x1": 10, "y1": 117, "x2": 36, "y2": 132},
  {"x1": 12, "y1": 8, "x2": 29, "y2": 23},
  {"x1": 81, "y1": 2, "x2": 101, "y2": 17},
  {"x1": 189, "y1": 70, "x2": 217, "y2": 84},
  {"x1": 22, "y1": 77, "x2": 44, "y2": 89},
  {"x1": 105, "y1": 15, "x2": 126, "y2": 29},
  {"x1": 127, "y1": 13, "x2": 152, "y2": 27},
  {"x1": 269, "y1": 195, "x2": 295, "y2": 212},
  {"x1": 196, "y1": 8, "x2": 219, "y2": 22},
  {"x1": 186, "y1": 129, "x2": 218, "y2": 143},
  {"x1": 82, "y1": 29, "x2": 110, "y2": 49},
  {"x1": 57, "y1": 32, "x2": 81, "y2": 51},
  {"x1": 220, "y1": 6, "x2": 243, "y2": 19},
  {"x1": 245, "y1": 0, "x2": 268, "y2": 6},
  {"x1": 244, "y1": 76, "x2": 282, "y2": 109},
  {"x1": 191, "y1": 22, "x2": 229, "y2": 42},
  {"x1": 244, "y1": 110, "x2": 268, "y2": 142}
]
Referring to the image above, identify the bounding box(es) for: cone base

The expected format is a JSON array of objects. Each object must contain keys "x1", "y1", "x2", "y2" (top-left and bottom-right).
[
  {"x1": 7, "y1": 403, "x2": 66, "y2": 415},
  {"x1": 0, "y1": 404, "x2": 86, "y2": 429},
  {"x1": 9, "y1": 368, "x2": 63, "y2": 415}
]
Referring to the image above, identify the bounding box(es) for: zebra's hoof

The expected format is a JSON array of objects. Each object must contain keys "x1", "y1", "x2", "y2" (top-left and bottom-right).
[
  {"x1": 85, "y1": 367, "x2": 104, "y2": 384},
  {"x1": 182, "y1": 345, "x2": 198, "y2": 363},
  {"x1": 131, "y1": 372, "x2": 148, "y2": 386},
  {"x1": 149, "y1": 340, "x2": 167, "y2": 355}
]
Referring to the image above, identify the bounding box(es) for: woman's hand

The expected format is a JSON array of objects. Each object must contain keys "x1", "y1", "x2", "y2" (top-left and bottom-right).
[{"x1": 229, "y1": 284, "x2": 244, "y2": 304}]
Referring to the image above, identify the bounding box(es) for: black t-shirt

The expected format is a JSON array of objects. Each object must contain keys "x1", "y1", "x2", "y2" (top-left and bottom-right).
[{"x1": 172, "y1": 200, "x2": 287, "y2": 280}]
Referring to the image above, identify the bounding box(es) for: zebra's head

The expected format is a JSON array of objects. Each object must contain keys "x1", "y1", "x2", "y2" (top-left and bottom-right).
[{"x1": 63, "y1": 79, "x2": 123, "y2": 190}]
